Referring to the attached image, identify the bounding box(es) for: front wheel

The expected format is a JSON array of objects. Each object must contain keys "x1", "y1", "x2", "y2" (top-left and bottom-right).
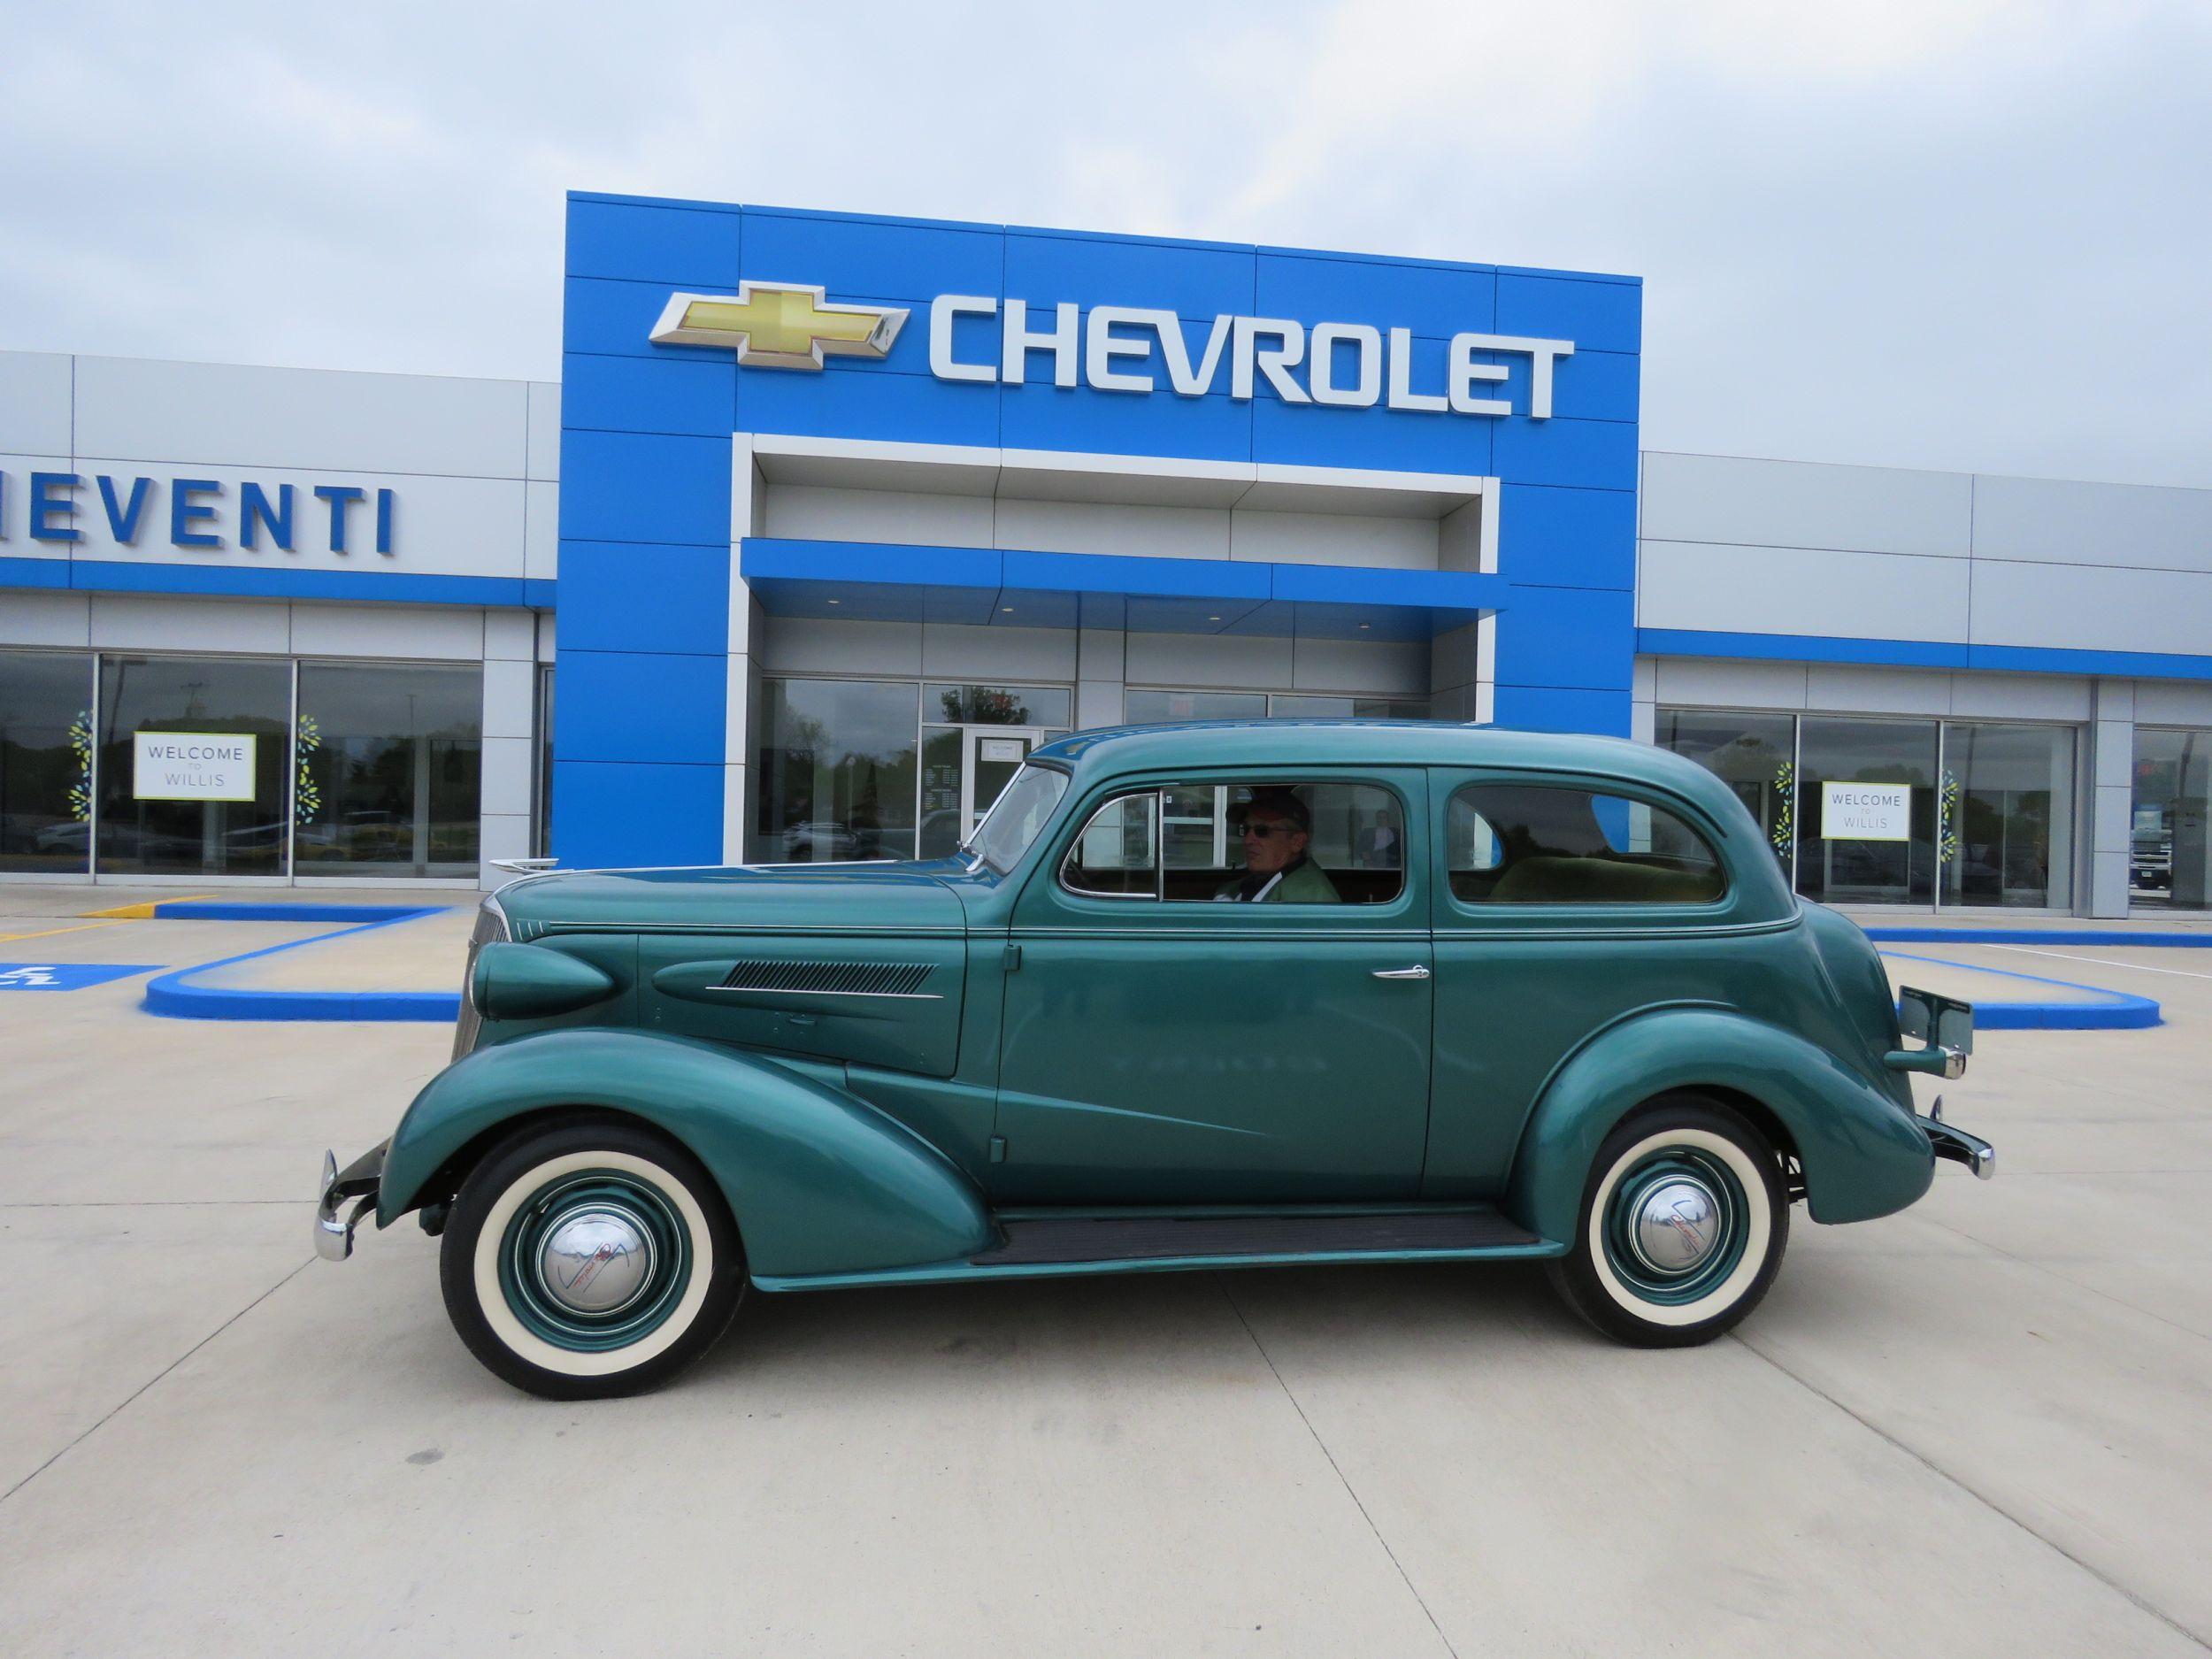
[
  {"x1": 440, "y1": 1118, "x2": 746, "y2": 1399},
  {"x1": 1547, "y1": 1096, "x2": 1788, "y2": 1348}
]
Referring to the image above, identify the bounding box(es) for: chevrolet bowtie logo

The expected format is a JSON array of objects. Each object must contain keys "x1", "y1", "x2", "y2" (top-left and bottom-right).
[{"x1": 649, "y1": 281, "x2": 908, "y2": 370}]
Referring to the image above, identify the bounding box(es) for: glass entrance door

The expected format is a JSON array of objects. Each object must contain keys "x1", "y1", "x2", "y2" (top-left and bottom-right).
[
  {"x1": 964, "y1": 726, "x2": 1043, "y2": 845},
  {"x1": 918, "y1": 726, "x2": 1046, "y2": 859}
]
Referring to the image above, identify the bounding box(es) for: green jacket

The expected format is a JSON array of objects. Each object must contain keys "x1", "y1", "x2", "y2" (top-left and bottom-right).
[{"x1": 1215, "y1": 857, "x2": 1343, "y2": 904}]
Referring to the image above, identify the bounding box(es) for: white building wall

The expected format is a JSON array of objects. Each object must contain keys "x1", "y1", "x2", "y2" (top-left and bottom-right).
[{"x1": 0, "y1": 349, "x2": 555, "y2": 886}]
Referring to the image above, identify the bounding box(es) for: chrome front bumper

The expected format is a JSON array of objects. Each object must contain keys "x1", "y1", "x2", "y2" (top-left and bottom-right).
[{"x1": 315, "y1": 1141, "x2": 388, "y2": 1261}]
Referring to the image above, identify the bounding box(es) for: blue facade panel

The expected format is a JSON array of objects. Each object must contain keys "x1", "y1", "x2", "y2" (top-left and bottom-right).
[
  {"x1": 565, "y1": 197, "x2": 741, "y2": 288},
  {"x1": 1005, "y1": 231, "x2": 1256, "y2": 324},
  {"x1": 739, "y1": 366, "x2": 1000, "y2": 449},
  {"x1": 555, "y1": 648, "x2": 726, "y2": 765},
  {"x1": 552, "y1": 760, "x2": 726, "y2": 868},
  {"x1": 1503, "y1": 485, "x2": 1639, "y2": 591},
  {"x1": 739, "y1": 209, "x2": 1003, "y2": 305},
  {"x1": 561, "y1": 352, "x2": 736, "y2": 438},
  {"x1": 1495, "y1": 273, "x2": 1642, "y2": 353},
  {"x1": 558, "y1": 192, "x2": 1644, "y2": 865},
  {"x1": 557, "y1": 429, "x2": 731, "y2": 547},
  {"x1": 555, "y1": 541, "x2": 730, "y2": 656},
  {"x1": 1256, "y1": 252, "x2": 1497, "y2": 339}
]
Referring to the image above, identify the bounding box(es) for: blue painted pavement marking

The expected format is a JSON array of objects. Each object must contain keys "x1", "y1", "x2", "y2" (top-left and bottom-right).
[
  {"x1": 139, "y1": 905, "x2": 459, "y2": 1022},
  {"x1": 0, "y1": 962, "x2": 164, "y2": 992},
  {"x1": 1879, "y1": 949, "x2": 2162, "y2": 1031}
]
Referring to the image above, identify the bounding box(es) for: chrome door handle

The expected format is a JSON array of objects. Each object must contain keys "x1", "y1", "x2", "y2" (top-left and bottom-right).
[{"x1": 1372, "y1": 964, "x2": 1431, "y2": 980}]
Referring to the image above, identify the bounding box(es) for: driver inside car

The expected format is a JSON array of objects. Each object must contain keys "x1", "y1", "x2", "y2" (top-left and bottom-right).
[{"x1": 1216, "y1": 789, "x2": 1341, "y2": 903}]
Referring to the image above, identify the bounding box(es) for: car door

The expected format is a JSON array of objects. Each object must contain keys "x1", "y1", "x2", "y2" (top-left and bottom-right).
[
  {"x1": 991, "y1": 768, "x2": 1433, "y2": 1204},
  {"x1": 1422, "y1": 771, "x2": 1778, "y2": 1198}
]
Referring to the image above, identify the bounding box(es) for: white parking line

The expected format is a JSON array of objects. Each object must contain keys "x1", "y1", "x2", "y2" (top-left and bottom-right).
[{"x1": 1973, "y1": 943, "x2": 2212, "y2": 981}]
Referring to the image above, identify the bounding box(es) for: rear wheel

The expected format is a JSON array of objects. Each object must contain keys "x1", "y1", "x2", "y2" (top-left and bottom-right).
[
  {"x1": 1547, "y1": 1095, "x2": 1788, "y2": 1348},
  {"x1": 439, "y1": 1118, "x2": 745, "y2": 1399}
]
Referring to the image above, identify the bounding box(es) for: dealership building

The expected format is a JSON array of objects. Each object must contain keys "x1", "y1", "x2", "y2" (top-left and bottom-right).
[{"x1": 2, "y1": 189, "x2": 2208, "y2": 915}]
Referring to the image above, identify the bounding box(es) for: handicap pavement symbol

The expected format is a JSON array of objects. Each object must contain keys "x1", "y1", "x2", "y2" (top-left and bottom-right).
[{"x1": 0, "y1": 963, "x2": 163, "y2": 992}]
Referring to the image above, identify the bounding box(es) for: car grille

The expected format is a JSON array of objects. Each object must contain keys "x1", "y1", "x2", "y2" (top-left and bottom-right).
[
  {"x1": 717, "y1": 959, "x2": 935, "y2": 997},
  {"x1": 450, "y1": 897, "x2": 511, "y2": 1060}
]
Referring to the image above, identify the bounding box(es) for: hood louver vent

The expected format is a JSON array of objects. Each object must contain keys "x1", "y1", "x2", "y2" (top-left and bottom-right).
[{"x1": 718, "y1": 960, "x2": 937, "y2": 997}]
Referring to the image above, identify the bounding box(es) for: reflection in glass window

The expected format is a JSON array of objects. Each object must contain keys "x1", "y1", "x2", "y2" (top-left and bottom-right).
[
  {"x1": 1124, "y1": 689, "x2": 1267, "y2": 724},
  {"x1": 928, "y1": 684, "x2": 1071, "y2": 727},
  {"x1": 918, "y1": 726, "x2": 964, "y2": 859},
  {"x1": 1795, "y1": 717, "x2": 1939, "y2": 906},
  {"x1": 0, "y1": 650, "x2": 94, "y2": 874},
  {"x1": 96, "y1": 656, "x2": 291, "y2": 876},
  {"x1": 968, "y1": 765, "x2": 1069, "y2": 874},
  {"x1": 756, "y1": 679, "x2": 919, "y2": 862},
  {"x1": 2132, "y1": 728, "x2": 2208, "y2": 910},
  {"x1": 1268, "y1": 695, "x2": 1431, "y2": 720},
  {"x1": 1658, "y1": 709, "x2": 1795, "y2": 873},
  {"x1": 534, "y1": 666, "x2": 554, "y2": 859},
  {"x1": 1062, "y1": 792, "x2": 1159, "y2": 897},
  {"x1": 296, "y1": 664, "x2": 483, "y2": 878},
  {"x1": 1448, "y1": 785, "x2": 1724, "y2": 905},
  {"x1": 1940, "y1": 723, "x2": 2074, "y2": 910},
  {"x1": 1124, "y1": 689, "x2": 1430, "y2": 724}
]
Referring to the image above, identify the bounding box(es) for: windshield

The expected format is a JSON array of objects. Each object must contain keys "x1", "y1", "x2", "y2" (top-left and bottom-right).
[{"x1": 966, "y1": 764, "x2": 1071, "y2": 874}]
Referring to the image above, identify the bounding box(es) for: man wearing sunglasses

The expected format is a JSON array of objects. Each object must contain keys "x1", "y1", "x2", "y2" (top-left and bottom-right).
[{"x1": 1216, "y1": 788, "x2": 1342, "y2": 903}]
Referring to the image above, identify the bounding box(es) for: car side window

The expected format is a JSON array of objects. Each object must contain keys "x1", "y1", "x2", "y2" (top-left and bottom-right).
[
  {"x1": 1448, "y1": 784, "x2": 1724, "y2": 905},
  {"x1": 1062, "y1": 782, "x2": 1405, "y2": 904},
  {"x1": 1062, "y1": 792, "x2": 1161, "y2": 897}
]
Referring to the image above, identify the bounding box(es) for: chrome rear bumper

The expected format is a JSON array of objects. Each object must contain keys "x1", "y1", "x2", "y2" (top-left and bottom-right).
[
  {"x1": 315, "y1": 1141, "x2": 388, "y2": 1261},
  {"x1": 1918, "y1": 1103, "x2": 1994, "y2": 1180}
]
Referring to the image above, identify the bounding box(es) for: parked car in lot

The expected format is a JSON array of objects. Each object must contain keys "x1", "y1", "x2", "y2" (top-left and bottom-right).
[{"x1": 319, "y1": 722, "x2": 1992, "y2": 1398}]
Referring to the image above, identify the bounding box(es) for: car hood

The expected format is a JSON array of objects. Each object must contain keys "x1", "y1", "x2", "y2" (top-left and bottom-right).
[{"x1": 493, "y1": 861, "x2": 969, "y2": 936}]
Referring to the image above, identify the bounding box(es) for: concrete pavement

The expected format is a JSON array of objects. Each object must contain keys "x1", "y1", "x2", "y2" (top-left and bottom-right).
[{"x1": 0, "y1": 897, "x2": 2208, "y2": 1655}]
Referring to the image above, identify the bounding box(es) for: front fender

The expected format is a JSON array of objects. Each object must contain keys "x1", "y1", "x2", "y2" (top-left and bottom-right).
[
  {"x1": 376, "y1": 1028, "x2": 993, "y2": 1279},
  {"x1": 1504, "y1": 1006, "x2": 1934, "y2": 1243}
]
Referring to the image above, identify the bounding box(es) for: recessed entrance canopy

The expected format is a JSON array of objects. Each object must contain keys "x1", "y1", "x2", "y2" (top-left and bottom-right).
[{"x1": 737, "y1": 434, "x2": 1503, "y2": 642}]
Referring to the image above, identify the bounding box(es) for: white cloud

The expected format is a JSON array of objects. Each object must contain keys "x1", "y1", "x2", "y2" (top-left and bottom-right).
[{"x1": 0, "y1": 0, "x2": 2206, "y2": 484}]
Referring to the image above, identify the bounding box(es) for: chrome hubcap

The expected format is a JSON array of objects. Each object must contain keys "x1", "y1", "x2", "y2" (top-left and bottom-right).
[
  {"x1": 1627, "y1": 1177, "x2": 1722, "y2": 1276},
  {"x1": 535, "y1": 1205, "x2": 657, "y2": 1316}
]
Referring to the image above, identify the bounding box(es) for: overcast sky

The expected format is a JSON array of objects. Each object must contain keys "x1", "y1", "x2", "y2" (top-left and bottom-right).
[{"x1": 4, "y1": 1, "x2": 2207, "y2": 487}]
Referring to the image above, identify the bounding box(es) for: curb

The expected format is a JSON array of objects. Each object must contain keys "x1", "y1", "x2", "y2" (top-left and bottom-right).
[
  {"x1": 1878, "y1": 949, "x2": 2162, "y2": 1032},
  {"x1": 139, "y1": 902, "x2": 462, "y2": 1023}
]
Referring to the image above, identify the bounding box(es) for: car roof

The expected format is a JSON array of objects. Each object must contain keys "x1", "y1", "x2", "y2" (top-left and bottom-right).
[{"x1": 1032, "y1": 720, "x2": 1729, "y2": 805}]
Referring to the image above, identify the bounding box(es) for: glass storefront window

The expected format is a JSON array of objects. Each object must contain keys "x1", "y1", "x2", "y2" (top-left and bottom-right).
[
  {"x1": 1125, "y1": 689, "x2": 1267, "y2": 723},
  {"x1": 1663, "y1": 706, "x2": 2082, "y2": 910},
  {"x1": 1268, "y1": 695, "x2": 1431, "y2": 719},
  {"x1": 534, "y1": 667, "x2": 555, "y2": 859},
  {"x1": 0, "y1": 650, "x2": 95, "y2": 874},
  {"x1": 1795, "y1": 717, "x2": 1940, "y2": 906},
  {"x1": 96, "y1": 655, "x2": 292, "y2": 876},
  {"x1": 1940, "y1": 722, "x2": 2074, "y2": 910},
  {"x1": 757, "y1": 679, "x2": 920, "y2": 862},
  {"x1": 927, "y1": 684, "x2": 1072, "y2": 727},
  {"x1": 295, "y1": 664, "x2": 482, "y2": 878},
  {"x1": 1656, "y1": 709, "x2": 1796, "y2": 873},
  {"x1": 1125, "y1": 689, "x2": 1430, "y2": 723},
  {"x1": 2134, "y1": 728, "x2": 2210, "y2": 910},
  {"x1": 918, "y1": 726, "x2": 964, "y2": 859}
]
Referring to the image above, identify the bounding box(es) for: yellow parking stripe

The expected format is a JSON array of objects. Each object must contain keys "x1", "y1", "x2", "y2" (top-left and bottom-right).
[
  {"x1": 81, "y1": 895, "x2": 216, "y2": 918},
  {"x1": 0, "y1": 919, "x2": 127, "y2": 945}
]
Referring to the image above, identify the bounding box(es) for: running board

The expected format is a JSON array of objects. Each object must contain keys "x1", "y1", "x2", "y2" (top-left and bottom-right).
[
  {"x1": 751, "y1": 1205, "x2": 1563, "y2": 1293},
  {"x1": 974, "y1": 1208, "x2": 1540, "y2": 1266}
]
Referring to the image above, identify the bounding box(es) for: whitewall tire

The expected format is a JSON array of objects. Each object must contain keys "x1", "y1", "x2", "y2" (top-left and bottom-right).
[
  {"x1": 1547, "y1": 1096, "x2": 1788, "y2": 1348},
  {"x1": 440, "y1": 1118, "x2": 746, "y2": 1399}
]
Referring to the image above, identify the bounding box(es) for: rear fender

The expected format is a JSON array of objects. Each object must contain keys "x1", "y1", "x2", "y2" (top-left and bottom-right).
[
  {"x1": 1504, "y1": 1006, "x2": 1933, "y2": 1242},
  {"x1": 376, "y1": 1027, "x2": 993, "y2": 1279}
]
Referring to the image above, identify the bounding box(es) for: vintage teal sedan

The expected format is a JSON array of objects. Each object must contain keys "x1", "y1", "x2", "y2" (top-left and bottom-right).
[{"x1": 318, "y1": 722, "x2": 1992, "y2": 1398}]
